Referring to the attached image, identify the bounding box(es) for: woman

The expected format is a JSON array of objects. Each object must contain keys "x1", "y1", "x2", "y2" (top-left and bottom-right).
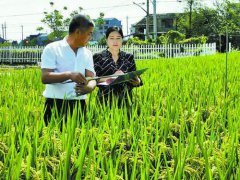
[{"x1": 93, "y1": 26, "x2": 142, "y2": 107}]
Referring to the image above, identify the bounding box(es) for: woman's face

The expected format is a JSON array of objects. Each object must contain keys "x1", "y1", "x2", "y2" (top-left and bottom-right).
[{"x1": 107, "y1": 31, "x2": 123, "y2": 51}]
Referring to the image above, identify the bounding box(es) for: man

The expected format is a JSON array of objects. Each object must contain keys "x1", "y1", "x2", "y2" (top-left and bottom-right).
[{"x1": 41, "y1": 14, "x2": 96, "y2": 126}]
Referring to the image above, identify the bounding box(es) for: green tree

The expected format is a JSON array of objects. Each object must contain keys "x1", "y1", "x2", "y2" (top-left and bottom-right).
[
  {"x1": 215, "y1": 0, "x2": 240, "y2": 33},
  {"x1": 202, "y1": 0, "x2": 240, "y2": 50},
  {"x1": 95, "y1": 12, "x2": 106, "y2": 44},
  {"x1": 37, "y1": 2, "x2": 83, "y2": 40},
  {"x1": 97, "y1": 36, "x2": 106, "y2": 45},
  {"x1": 95, "y1": 12, "x2": 105, "y2": 30},
  {"x1": 179, "y1": 0, "x2": 201, "y2": 37}
]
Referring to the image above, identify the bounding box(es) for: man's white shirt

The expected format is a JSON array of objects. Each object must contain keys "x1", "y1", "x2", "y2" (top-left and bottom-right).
[{"x1": 41, "y1": 38, "x2": 95, "y2": 100}]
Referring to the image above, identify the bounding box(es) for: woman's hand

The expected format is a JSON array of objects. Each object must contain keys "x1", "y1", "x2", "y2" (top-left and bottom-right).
[
  {"x1": 129, "y1": 76, "x2": 141, "y2": 86},
  {"x1": 114, "y1": 70, "x2": 124, "y2": 75}
]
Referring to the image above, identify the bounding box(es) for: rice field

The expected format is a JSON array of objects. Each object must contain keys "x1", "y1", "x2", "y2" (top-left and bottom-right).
[{"x1": 0, "y1": 52, "x2": 240, "y2": 179}]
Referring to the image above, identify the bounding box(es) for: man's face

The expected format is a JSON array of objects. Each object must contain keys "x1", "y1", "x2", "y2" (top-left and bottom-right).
[{"x1": 77, "y1": 27, "x2": 94, "y2": 47}]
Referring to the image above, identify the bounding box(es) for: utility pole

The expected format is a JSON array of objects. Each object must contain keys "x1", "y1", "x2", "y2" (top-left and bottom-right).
[
  {"x1": 21, "y1": 25, "x2": 23, "y2": 41},
  {"x1": 146, "y1": 0, "x2": 149, "y2": 39},
  {"x1": 4, "y1": 22, "x2": 6, "y2": 40},
  {"x1": 133, "y1": 1, "x2": 149, "y2": 40},
  {"x1": 2, "y1": 24, "x2": 4, "y2": 39},
  {"x1": 189, "y1": 1, "x2": 193, "y2": 37},
  {"x1": 153, "y1": 0, "x2": 157, "y2": 39},
  {"x1": 225, "y1": 28, "x2": 228, "y2": 99},
  {"x1": 126, "y1": 16, "x2": 129, "y2": 36}
]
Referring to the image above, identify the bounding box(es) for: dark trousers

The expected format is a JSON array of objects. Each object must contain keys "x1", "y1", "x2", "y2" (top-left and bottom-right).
[{"x1": 44, "y1": 98, "x2": 86, "y2": 128}]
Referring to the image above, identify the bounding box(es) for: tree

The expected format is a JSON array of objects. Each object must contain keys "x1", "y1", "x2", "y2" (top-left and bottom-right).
[
  {"x1": 213, "y1": 0, "x2": 240, "y2": 50},
  {"x1": 37, "y1": 2, "x2": 83, "y2": 40},
  {"x1": 180, "y1": 0, "x2": 201, "y2": 37},
  {"x1": 94, "y1": 12, "x2": 106, "y2": 44},
  {"x1": 95, "y1": 12, "x2": 105, "y2": 31},
  {"x1": 38, "y1": 2, "x2": 105, "y2": 44},
  {"x1": 191, "y1": 7, "x2": 220, "y2": 36}
]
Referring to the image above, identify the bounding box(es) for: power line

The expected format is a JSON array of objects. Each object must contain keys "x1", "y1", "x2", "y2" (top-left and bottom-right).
[
  {"x1": 0, "y1": 0, "x2": 194, "y2": 19},
  {"x1": 0, "y1": 3, "x2": 134, "y2": 19},
  {"x1": 6, "y1": 23, "x2": 43, "y2": 27},
  {"x1": 0, "y1": 12, "x2": 43, "y2": 18},
  {"x1": 82, "y1": 3, "x2": 134, "y2": 10}
]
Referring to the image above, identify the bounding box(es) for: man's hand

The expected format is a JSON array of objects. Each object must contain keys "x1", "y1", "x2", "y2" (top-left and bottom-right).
[
  {"x1": 75, "y1": 69, "x2": 96, "y2": 96},
  {"x1": 75, "y1": 80, "x2": 96, "y2": 96},
  {"x1": 70, "y1": 72, "x2": 87, "y2": 85}
]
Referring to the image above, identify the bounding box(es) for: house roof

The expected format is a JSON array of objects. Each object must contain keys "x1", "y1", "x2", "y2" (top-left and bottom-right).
[
  {"x1": 0, "y1": 37, "x2": 6, "y2": 42},
  {"x1": 132, "y1": 12, "x2": 183, "y2": 27},
  {"x1": 93, "y1": 17, "x2": 120, "y2": 22},
  {"x1": 104, "y1": 18, "x2": 118, "y2": 21}
]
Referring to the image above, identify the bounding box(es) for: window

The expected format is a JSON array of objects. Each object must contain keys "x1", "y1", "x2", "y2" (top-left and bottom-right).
[{"x1": 162, "y1": 19, "x2": 173, "y2": 28}]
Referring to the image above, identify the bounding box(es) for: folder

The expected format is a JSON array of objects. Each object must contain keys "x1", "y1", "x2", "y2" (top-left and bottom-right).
[{"x1": 97, "y1": 68, "x2": 148, "y2": 86}]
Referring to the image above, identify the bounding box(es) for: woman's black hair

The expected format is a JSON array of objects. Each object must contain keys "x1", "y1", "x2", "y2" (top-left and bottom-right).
[
  {"x1": 106, "y1": 26, "x2": 124, "y2": 38},
  {"x1": 69, "y1": 14, "x2": 94, "y2": 34}
]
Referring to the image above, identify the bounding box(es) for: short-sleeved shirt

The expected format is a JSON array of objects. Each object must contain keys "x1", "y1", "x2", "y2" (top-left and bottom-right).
[
  {"x1": 41, "y1": 38, "x2": 95, "y2": 100},
  {"x1": 93, "y1": 49, "x2": 140, "y2": 101}
]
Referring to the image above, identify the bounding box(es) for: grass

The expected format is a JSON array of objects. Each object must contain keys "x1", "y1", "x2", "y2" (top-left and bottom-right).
[{"x1": 0, "y1": 52, "x2": 240, "y2": 179}]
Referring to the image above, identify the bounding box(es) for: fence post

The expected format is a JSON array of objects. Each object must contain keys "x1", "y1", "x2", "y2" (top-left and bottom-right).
[
  {"x1": 9, "y1": 46, "x2": 13, "y2": 65},
  {"x1": 170, "y1": 43, "x2": 172, "y2": 58}
]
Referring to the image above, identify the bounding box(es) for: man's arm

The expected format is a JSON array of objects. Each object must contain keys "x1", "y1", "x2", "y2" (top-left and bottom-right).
[{"x1": 41, "y1": 68, "x2": 87, "y2": 84}]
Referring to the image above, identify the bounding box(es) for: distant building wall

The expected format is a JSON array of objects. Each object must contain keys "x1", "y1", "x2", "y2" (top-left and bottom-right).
[
  {"x1": 92, "y1": 18, "x2": 122, "y2": 41},
  {"x1": 131, "y1": 13, "x2": 181, "y2": 40}
]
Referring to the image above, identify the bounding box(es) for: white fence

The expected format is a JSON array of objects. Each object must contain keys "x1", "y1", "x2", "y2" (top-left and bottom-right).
[{"x1": 0, "y1": 43, "x2": 217, "y2": 64}]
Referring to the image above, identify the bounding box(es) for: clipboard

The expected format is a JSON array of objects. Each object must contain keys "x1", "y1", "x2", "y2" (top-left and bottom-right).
[
  {"x1": 62, "y1": 68, "x2": 148, "y2": 85},
  {"x1": 98, "y1": 68, "x2": 148, "y2": 86}
]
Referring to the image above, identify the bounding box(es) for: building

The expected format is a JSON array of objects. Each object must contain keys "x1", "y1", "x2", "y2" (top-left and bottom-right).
[
  {"x1": 130, "y1": 13, "x2": 181, "y2": 40},
  {"x1": 24, "y1": 33, "x2": 48, "y2": 46},
  {"x1": 92, "y1": 18, "x2": 122, "y2": 41},
  {"x1": 36, "y1": 33, "x2": 48, "y2": 46},
  {"x1": 0, "y1": 37, "x2": 6, "y2": 43}
]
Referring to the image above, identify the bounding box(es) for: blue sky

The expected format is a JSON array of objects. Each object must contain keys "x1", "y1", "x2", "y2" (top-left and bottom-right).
[{"x1": 0, "y1": 0, "x2": 214, "y2": 41}]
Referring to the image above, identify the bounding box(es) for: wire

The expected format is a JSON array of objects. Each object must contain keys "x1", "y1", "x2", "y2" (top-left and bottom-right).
[
  {"x1": 0, "y1": 12, "x2": 43, "y2": 18},
  {"x1": 0, "y1": 3, "x2": 135, "y2": 18}
]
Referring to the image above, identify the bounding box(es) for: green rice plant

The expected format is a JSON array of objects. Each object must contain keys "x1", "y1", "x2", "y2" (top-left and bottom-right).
[{"x1": 0, "y1": 52, "x2": 240, "y2": 179}]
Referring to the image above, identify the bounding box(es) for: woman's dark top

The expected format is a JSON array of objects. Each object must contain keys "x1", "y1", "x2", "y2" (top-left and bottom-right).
[{"x1": 93, "y1": 49, "x2": 142, "y2": 105}]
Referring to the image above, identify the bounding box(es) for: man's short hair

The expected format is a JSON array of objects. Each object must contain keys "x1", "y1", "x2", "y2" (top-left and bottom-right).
[{"x1": 69, "y1": 14, "x2": 94, "y2": 34}]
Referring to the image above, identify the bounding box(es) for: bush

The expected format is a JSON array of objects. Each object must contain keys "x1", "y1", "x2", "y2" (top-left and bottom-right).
[
  {"x1": 97, "y1": 36, "x2": 106, "y2": 46},
  {"x1": 157, "y1": 30, "x2": 185, "y2": 44},
  {"x1": 0, "y1": 42, "x2": 12, "y2": 47},
  {"x1": 179, "y1": 35, "x2": 208, "y2": 44},
  {"x1": 126, "y1": 37, "x2": 147, "y2": 45}
]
